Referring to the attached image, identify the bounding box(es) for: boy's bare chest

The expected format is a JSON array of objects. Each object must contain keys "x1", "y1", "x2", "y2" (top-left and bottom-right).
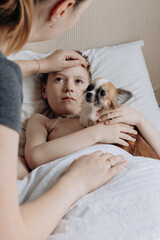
[{"x1": 47, "y1": 118, "x2": 84, "y2": 141}]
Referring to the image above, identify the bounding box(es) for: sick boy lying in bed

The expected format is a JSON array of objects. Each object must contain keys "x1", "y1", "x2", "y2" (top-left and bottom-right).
[{"x1": 25, "y1": 54, "x2": 160, "y2": 170}]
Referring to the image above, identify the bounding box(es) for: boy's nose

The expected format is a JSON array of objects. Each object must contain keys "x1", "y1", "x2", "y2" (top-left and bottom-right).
[
  {"x1": 64, "y1": 87, "x2": 74, "y2": 93},
  {"x1": 64, "y1": 83, "x2": 74, "y2": 93}
]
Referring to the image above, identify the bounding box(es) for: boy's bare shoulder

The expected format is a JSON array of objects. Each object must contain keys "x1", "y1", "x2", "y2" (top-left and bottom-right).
[
  {"x1": 28, "y1": 113, "x2": 48, "y2": 124},
  {"x1": 28, "y1": 114, "x2": 56, "y2": 131}
]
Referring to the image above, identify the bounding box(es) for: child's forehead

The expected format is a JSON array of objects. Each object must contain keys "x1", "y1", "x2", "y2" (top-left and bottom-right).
[{"x1": 49, "y1": 65, "x2": 90, "y2": 80}]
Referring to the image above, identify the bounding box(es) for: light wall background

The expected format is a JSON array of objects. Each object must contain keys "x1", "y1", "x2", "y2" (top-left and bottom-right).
[{"x1": 23, "y1": 0, "x2": 160, "y2": 105}]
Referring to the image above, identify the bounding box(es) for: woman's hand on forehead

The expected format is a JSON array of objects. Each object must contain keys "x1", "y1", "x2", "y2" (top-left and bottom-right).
[{"x1": 39, "y1": 49, "x2": 89, "y2": 74}]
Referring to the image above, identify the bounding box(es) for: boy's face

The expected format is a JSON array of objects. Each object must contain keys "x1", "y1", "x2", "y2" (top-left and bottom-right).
[{"x1": 42, "y1": 65, "x2": 90, "y2": 115}]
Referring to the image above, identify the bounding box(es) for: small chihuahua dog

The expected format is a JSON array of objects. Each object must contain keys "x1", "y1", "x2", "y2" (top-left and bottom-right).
[{"x1": 79, "y1": 78, "x2": 159, "y2": 159}]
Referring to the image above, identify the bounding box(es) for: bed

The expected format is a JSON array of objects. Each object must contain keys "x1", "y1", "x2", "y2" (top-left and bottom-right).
[{"x1": 10, "y1": 0, "x2": 160, "y2": 239}]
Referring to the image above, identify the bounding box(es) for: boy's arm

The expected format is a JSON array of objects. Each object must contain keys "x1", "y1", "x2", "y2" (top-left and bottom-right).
[
  {"x1": 100, "y1": 105, "x2": 160, "y2": 158},
  {"x1": 25, "y1": 114, "x2": 97, "y2": 169},
  {"x1": 136, "y1": 114, "x2": 160, "y2": 158}
]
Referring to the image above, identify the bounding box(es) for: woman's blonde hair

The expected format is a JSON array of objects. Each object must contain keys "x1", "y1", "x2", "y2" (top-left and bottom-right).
[
  {"x1": 0, "y1": 0, "x2": 33, "y2": 55},
  {"x1": 0, "y1": 0, "x2": 87, "y2": 55}
]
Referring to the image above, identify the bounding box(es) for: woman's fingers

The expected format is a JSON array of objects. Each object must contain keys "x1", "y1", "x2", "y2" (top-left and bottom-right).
[
  {"x1": 76, "y1": 154, "x2": 88, "y2": 160},
  {"x1": 69, "y1": 151, "x2": 127, "y2": 196},
  {"x1": 107, "y1": 161, "x2": 127, "y2": 180},
  {"x1": 97, "y1": 153, "x2": 114, "y2": 169},
  {"x1": 45, "y1": 49, "x2": 89, "y2": 72},
  {"x1": 106, "y1": 154, "x2": 123, "y2": 166},
  {"x1": 99, "y1": 152, "x2": 114, "y2": 158},
  {"x1": 94, "y1": 153, "x2": 126, "y2": 170},
  {"x1": 105, "y1": 155, "x2": 127, "y2": 180},
  {"x1": 76, "y1": 151, "x2": 113, "y2": 162},
  {"x1": 64, "y1": 59, "x2": 88, "y2": 68},
  {"x1": 105, "y1": 155, "x2": 123, "y2": 169},
  {"x1": 64, "y1": 50, "x2": 88, "y2": 68}
]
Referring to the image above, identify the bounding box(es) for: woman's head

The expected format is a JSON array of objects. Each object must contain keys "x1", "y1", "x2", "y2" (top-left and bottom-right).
[
  {"x1": 0, "y1": 0, "x2": 93, "y2": 55},
  {"x1": 41, "y1": 55, "x2": 91, "y2": 116},
  {"x1": 0, "y1": 0, "x2": 33, "y2": 55},
  {"x1": 29, "y1": 0, "x2": 94, "y2": 42}
]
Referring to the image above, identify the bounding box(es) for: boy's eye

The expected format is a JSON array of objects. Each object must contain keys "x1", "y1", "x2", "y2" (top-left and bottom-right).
[
  {"x1": 55, "y1": 77, "x2": 64, "y2": 83},
  {"x1": 76, "y1": 79, "x2": 83, "y2": 84}
]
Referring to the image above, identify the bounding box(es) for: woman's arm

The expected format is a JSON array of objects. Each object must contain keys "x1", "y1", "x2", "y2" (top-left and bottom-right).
[
  {"x1": 0, "y1": 125, "x2": 24, "y2": 239},
  {"x1": 20, "y1": 172, "x2": 82, "y2": 240},
  {"x1": 14, "y1": 49, "x2": 88, "y2": 77},
  {"x1": 100, "y1": 105, "x2": 160, "y2": 158},
  {"x1": 25, "y1": 113, "x2": 136, "y2": 169},
  {"x1": 0, "y1": 124, "x2": 83, "y2": 240},
  {"x1": 0, "y1": 124, "x2": 127, "y2": 240},
  {"x1": 13, "y1": 59, "x2": 40, "y2": 77}
]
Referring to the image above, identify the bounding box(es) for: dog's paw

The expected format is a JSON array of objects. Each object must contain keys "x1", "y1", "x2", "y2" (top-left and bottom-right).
[{"x1": 88, "y1": 119, "x2": 94, "y2": 126}]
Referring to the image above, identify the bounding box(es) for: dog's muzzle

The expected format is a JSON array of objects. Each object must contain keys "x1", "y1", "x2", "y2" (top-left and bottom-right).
[{"x1": 94, "y1": 94, "x2": 100, "y2": 106}]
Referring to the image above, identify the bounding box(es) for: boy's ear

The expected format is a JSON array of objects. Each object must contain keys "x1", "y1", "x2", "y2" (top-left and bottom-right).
[
  {"x1": 49, "y1": 0, "x2": 75, "y2": 22},
  {"x1": 113, "y1": 89, "x2": 132, "y2": 107},
  {"x1": 41, "y1": 83, "x2": 47, "y2": 100}
]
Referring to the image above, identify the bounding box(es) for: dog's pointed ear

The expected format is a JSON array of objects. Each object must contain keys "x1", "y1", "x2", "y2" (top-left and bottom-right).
[{"x1": 113, "y1": 89, "x2": 132, "y2": 107}]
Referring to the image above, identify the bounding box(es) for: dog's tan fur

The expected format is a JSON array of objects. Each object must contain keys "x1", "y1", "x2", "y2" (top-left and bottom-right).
[
  {"x1": 101, "y1": 82, "x2": 159, "y2": 159},
  {"x1": 83, "y1": 78, "x2": 159, "y2": 159}
]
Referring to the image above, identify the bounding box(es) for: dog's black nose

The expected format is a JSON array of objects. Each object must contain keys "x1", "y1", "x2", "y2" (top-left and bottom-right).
[{"x1": 86, "y1": 92, "x2": 93, "y2": 102}]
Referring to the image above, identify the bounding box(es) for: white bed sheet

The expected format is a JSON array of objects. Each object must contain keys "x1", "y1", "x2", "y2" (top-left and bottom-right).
[{"x1": 18, "y1": 144, "x2": 160, "y2": 240}]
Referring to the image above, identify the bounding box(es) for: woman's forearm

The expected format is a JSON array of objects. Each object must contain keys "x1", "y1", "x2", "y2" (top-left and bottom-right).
[
  {"x1": 137, "y1": 115, "x2": 160, "y2": 157},
  {"x1": 13, "y1": 58, "x2": 51, "y2": 77},
  {"x1": 13, "y1": 60, "x2": 40, "y2": 77},
  {"x1": 20, "y1": 174, "x2": 80, "y2": 240},
  {"x1": 1, "y1": 126, "x2": 127, "y2": 240},
  {"x1": 29, "y1": 126, "x2": 97, "y2": 169}
]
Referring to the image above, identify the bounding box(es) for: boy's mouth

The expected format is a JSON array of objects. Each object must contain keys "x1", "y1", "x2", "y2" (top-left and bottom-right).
[{"x1": 62, "y1": 97, "x2": 76, "y2": 101}]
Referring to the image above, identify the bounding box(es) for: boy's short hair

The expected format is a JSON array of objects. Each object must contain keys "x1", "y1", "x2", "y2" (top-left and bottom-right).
[{"x1": 39, "y1": 51, "x2": 91, "y2": 84}]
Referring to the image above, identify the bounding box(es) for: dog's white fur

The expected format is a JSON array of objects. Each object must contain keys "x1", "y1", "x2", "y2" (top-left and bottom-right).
[
  {"x1": 94, "y1": 78, "x2": 109, "y2": 88},
  {"x1": 79, "y1": 101, "x2": 99, "y2": 127},
  {"x1": 79, "y1": 78, "x2": 132, "y2": 127}
]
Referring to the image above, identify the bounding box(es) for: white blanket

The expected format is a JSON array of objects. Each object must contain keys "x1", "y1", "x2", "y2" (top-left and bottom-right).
[{"x1": 18, "y1": 144, "x2": 160, "y2": 240}]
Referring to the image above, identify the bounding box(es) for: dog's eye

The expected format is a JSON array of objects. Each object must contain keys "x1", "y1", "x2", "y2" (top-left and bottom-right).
[
  {"x1": 87, "y1": 84, "x2": 94, "y2": 92},
  {"x1": 100, "y1": 89, "x2": 106, "y2": 97}
]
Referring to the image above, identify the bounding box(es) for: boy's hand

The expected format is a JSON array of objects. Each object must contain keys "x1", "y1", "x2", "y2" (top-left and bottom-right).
[
  {"x1": 98, "y1": 105, "x2": 141, "y2": 127},
  {"x1": 95, "y1": 122, "x2": 137, "y2": 147}
]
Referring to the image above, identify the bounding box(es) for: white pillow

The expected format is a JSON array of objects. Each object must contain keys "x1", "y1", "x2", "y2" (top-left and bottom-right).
[
  {"x1": 82, "y1": 41, "x2": 160, "y2": 132},
  {"x1": 9, "y1": 51, "x2": 50, "y2": 123},
  {"x1": 8, "y1": 40, "x2": 160, "y2": 156}
]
